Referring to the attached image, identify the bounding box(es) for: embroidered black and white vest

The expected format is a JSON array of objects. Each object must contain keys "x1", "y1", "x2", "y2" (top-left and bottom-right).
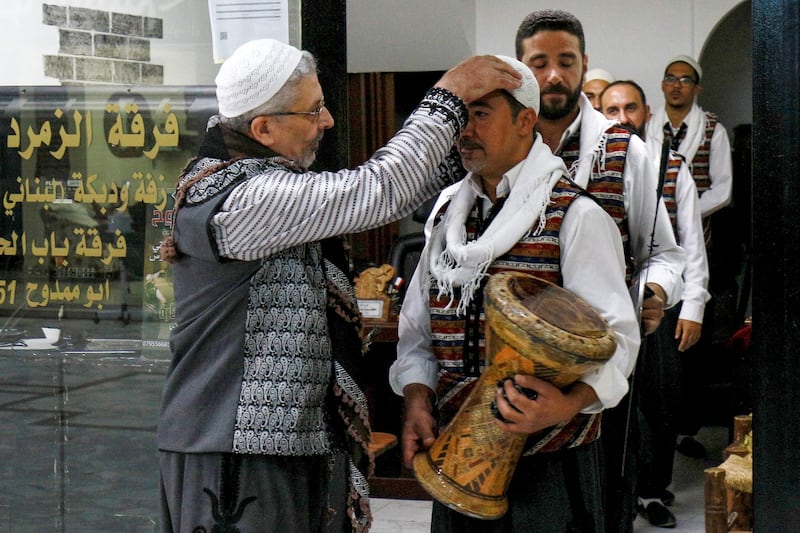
[{"x1": 160, "y1": 158, "x2": 334, "y2": 456}]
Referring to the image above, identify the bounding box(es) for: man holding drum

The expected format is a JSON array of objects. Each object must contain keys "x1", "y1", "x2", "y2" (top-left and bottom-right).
[{"x1": 390, "y1": 55, "x2": 640, "y2": 532}]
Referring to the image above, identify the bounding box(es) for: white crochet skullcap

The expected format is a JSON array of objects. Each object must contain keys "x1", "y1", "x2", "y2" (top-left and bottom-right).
[
  {"x1": 585, "y1": 68, "x2": 615, "y2": 84},
  {"x1": 493, "y1": 55, "x2": 540, "y2": 114},
  {"x1": 215, "y1": 39, "x2": 303, "y2": 118},
  {"x1": 666, "y1": 55, "x2": 703, "y2": 82}
]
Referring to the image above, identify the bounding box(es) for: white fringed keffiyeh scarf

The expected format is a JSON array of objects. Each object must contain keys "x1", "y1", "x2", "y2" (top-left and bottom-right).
[
  {"x1": 421, "y1": 135, "x2": 568, "y2": 315},
  {"x1": 647, "y1": 102, "x2": 707, "y2": 165},
  {"x1": 570, "y1": 94, "x2": 617, "y2": 188}
]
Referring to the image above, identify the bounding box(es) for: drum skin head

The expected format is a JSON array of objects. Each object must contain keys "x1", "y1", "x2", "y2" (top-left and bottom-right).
[{"x1": 483, "y1": 272, "x2": 616, "y2": 384}]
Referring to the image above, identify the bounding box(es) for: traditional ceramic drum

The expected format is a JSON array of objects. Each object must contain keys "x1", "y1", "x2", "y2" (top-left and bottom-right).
[{"x1": 412, "y1": 271, "x2": 617, "y2": 519}]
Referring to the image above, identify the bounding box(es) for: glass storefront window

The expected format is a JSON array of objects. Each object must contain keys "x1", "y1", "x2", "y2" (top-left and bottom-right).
[{"x1": 1, "y1": 86, "x2": 217, "y2": 355}]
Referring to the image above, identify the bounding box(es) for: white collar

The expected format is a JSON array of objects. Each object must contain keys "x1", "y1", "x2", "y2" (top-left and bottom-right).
[{"x1": 466, "y1": 159, "x2": 524, "y2": 201}]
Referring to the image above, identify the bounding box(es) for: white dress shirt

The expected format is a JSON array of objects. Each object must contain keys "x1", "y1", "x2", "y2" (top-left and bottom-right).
[
  {"x1": 653, "y1": 153, "x2": 711, "y2": 323},
  {"x1": 648, "y1": 102, "x2": 733, "y2": 218},
  {"x1": 391, "y1": 144, "x2": 641, "y2": 412},
  {"x1": 556, "y1": 95, "x2": 685, "y2": 308}
]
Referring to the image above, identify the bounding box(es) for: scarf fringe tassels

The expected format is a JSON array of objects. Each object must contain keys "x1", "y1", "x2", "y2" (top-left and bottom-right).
[{"x1": 422, "y1": 135, "x2": 568, "y2": 315}]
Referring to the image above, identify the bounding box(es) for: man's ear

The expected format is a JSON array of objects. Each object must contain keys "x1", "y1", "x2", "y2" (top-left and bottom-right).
[
  {"x1": 249, "y1": 115, "x2": 276, "y2": 147},
  {"x1": 581, "y1": 53, "x2": 589, "y2": 84},
  {"x1": 519, "y1": 107, "x2": 538, "y2": 134}
]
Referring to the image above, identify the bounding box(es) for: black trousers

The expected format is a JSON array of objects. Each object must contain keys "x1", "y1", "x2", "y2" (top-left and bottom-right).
[
  {"x1": 431, "y1": 440, "x2": 605, "y2": 533},
  {"x1": 638, "y1": 305, "x2": 684, "y2": 497},
  {"x1": 600, "y1": 374, "x2": 641, "y2": 533}
]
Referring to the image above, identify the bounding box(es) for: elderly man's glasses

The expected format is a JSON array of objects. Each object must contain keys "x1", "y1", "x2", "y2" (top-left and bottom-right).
[
  {"x1": 266, "y1": 101, "x2": 326, "y2": 120},
  {"x1": 663, "y1": 75, "x2": 697, "y2": 87}
]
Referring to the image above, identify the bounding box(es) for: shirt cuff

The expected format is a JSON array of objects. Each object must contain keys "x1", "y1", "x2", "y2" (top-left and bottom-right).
[
  {"x1": 417, "y1": 87, "x2": 469, "y2": 132},
  {"x1": 389, "y1": 356, "x2": 439, "y2": 397},
  {"x1": 678, "y1": 300, "x2": 706, "y2": 323},
  {"x1": 578, "y1": 363, "x2": 630, "y2": 413}
]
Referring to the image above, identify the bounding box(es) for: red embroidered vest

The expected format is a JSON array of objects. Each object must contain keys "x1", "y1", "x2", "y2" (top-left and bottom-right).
[
  {"x1": 690, "y1": 112, "x2": 717, "y2": 245},
  {"x1": 661, "y1": 154, "x2": 683, "y2": 238},
  {"x1": 428, "y1": 177, "x2": 602, "y2": 454},
  {"x1": 560, "y1": 126, "x2": 633, "y2": 281},
  {"x1": 688, "y1": 112, "x2": 717, "y2": 195}
]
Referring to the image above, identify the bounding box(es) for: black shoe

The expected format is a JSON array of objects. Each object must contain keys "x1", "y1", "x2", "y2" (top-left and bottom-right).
[
  {"x1": 660, "y1": 489, "x2": 675, "y2": 506},
  {"x1": 676, "y1": 436, "x2": 707, "y2": 458},
  {"x1": 642, "y1": 500, "x2": 676, "y2": 528}
]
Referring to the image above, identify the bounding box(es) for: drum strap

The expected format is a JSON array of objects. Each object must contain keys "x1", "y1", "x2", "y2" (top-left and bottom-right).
[
  {"x1": 462, "y1": 285, "x2": 484, "y2": 377},
  {"x1": 462, "y1": 196, "x2": 508, "y2": 376}
]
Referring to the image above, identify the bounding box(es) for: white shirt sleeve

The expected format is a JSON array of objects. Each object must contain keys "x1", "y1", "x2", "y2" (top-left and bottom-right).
[
  {"x1": 697, "y1": 121, "x2": 733, "y2": 217},
  {"x1": 561, "y1": 196, "x2": 641, "y2": 412},
  {"x1": 675, "y1": 162, "x2": 711, "y2": 323},
  {"x1": 624, "y1": 136, "x2": 686, "y2": 308},
  {"x1": 212, "y1": 105, "x2": 463, "y2": 261},
  {"x1": 389, "y1": 265, "x2": 439, "y2": 396}
]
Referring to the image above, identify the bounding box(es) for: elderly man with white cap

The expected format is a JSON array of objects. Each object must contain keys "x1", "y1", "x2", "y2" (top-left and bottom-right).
[
  {"x1": 390, "y1": 55, "x2": 640, "y2": 532},
  {"x1": 156, "y1": 38, "x2": 522, "y2": 533}
]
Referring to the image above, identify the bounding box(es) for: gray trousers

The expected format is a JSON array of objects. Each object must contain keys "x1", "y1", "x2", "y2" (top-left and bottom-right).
[{"x1": 159, "y1": 451, "x2": 348, "y2": 533}]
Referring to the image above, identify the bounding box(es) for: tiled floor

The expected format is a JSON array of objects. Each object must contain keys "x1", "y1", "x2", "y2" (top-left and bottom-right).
[{"x1": 0, "y1": 318, "x2": 730, "y2": 532}]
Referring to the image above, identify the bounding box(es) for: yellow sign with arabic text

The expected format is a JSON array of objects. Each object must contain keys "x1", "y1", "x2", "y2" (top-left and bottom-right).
[{"x1": 0, "y1": 86, "x2": 217, "y2": 341}]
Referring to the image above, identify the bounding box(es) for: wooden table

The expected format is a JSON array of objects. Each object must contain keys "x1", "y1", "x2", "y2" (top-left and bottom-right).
[{"x1": 361, "y1": 316, "x2": 432, "y2": 500}]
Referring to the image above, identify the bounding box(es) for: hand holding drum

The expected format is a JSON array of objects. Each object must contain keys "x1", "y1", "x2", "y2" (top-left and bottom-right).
[{"x1": 412, "y1": 272, "x2": 617, "y2": 519}]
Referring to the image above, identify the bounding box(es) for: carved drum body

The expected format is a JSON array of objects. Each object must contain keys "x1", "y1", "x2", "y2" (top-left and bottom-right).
[{"x1": 413, "y1": 272, "x2": 617, "y2": 519}]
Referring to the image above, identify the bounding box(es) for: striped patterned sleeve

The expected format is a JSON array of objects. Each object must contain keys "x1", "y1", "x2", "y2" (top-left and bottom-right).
[{"x1": 212, "y1": 88, "x2": 467, "y2": 261}]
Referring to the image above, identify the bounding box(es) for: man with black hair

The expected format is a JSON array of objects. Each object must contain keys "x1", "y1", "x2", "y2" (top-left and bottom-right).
[
  {"x1": 514, "y1": 10, "x2": 686, "y2": 532},
  {"x1": 515, "y1": 9, "x2": 684, "y2": 333},
  {"x1": 647, "y1": 55, "x2": 734, "y2": 462}
]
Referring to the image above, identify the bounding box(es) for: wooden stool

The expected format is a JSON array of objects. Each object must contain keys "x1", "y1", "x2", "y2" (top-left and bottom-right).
[
  {"x1": 704, "y1": 414, "x2": 752, "y2": 532},
  {"x1": 368, "y1": 431, "x2": 398, "y2": 458}
]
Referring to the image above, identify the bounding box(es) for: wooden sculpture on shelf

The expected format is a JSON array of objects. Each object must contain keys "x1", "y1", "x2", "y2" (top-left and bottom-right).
[{"x1": 354, "y1": 264, "x2": 396, "y2": 321}]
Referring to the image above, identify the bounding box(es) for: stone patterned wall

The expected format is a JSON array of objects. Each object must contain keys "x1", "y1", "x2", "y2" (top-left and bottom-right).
[{"x1": 42, "y1": 4, "x2": 164, "y2": 85}]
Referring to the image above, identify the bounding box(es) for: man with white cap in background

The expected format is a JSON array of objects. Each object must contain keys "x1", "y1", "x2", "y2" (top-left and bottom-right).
[
  {"x1": 646, "y1": 54, "x2": 733, "y2": 461},
  {"x1": 391, "y1": 55, "x2": 640, "y2": 532},
  {"x1": 647, "y1": 55, "x2": 732, "y2": 230},
  {"x1": 583, "y1": 67, "x2": 615, "y2": 110},
  {"x1": 156, "y1": 38, "x2": 522, "y2": 533}
]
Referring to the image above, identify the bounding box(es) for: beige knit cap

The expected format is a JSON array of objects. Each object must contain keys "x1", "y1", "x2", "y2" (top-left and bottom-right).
[
  {"x1": 494, "y1": 55, "x2": 540, "y2": 114},
  {"x1": 585, "y1": 68, "x2": 615, "y2": 84},
  {"x1": 215, "y1": 39, "x2": 303, "y2": 118}
]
